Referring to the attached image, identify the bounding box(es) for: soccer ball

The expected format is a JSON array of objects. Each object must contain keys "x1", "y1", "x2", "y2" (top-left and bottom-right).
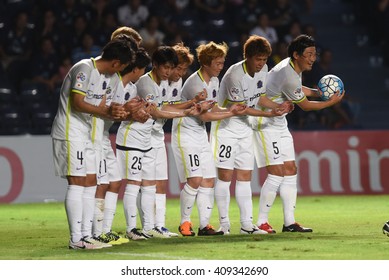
[
  {"x1": 383, "y1": 221, "x2": 389, "y2": 237},
  {"x1": 317, "y1": 74, "x2": 344, "y2": 100}
]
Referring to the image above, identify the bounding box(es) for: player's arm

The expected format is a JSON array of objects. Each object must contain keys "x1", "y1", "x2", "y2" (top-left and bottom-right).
[
  {"x1": 72, "y1": 92, "x2": 121, "y2": 119},
  {"x1": 168, "y1": 89, "x2": 208, "y2": 109},
  {"x1": 197, "y1": 103, "x2": 246, "y2": 122},
  {"x1": 297, "y1": 91, "x2": 344, "y2": 111},
  {"x1": 150, "y1": 103, "x2": 201, "y2": 119},
  {"x1": 302, "y1": 85, "x2": 319, "y2": 97},
  {"x1": 257, "y1": 94, "x2": 294, "y2": 115}
]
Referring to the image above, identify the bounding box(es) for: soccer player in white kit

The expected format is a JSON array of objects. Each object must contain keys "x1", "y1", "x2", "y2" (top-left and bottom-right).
[
  {"x1": 94, "y1": 48, "x2": 151, "y2": 245},
  {"x1": 116, "y1": 46, "x2": 199, "y2": 239},
  {"x1": 212, "y1": 35, "x2": 289, "y2": 235},
  {"x1": 51, "y1": 37, "x2": 134, "y2": 249},
  {"x1": 252, "y1": 35, "x2": 344, "y2": 232},
  {"x1": 148, "y1": 42, "x2": 207, "y2": 237},
  {"x1": 172, "y1": 41, "x2": 248, "y2": 236},
  {"x1": 92, "y1": 27, "x2": 145, "y2": 245}
]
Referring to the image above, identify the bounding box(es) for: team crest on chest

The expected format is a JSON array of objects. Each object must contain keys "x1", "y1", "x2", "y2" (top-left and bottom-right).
[
  {"x1": 257, "y1": 80, "x2": 263, "y2": 89},
  {"x1": 125, "y1": 92, "x2": 130, "y2": 101},
  {"x1": 212, "y1": 89, "x2": 216, "y2": 98},
  {"x1": 172, "y1": 88, "x2": 178, "y2": 97},
  {"x1": 162, "y1": 88, "x2": 166, "y2": 97}
]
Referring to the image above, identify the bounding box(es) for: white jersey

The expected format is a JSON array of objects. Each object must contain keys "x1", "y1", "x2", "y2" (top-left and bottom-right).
[
  {"x1": 51, "y1": 58, "x2": 111, "y2": 141},
  {"x1": 216, "y1": 60, "x2": 267, "y2": 138},
  {"x1": 116, "y1": 72, "x2": 164, "y2": 150},
  {"x1": 169, "y1": 78, "x2": 184, "y2": 132},
  {"x1": 89, "y1": 73, "x2": 121, "y2": 147},
  {"x1": 252, "y1": 57, "x2": 306, "y2": 131},
  {"x1": 173, "y1": 70, "x2": 219, "y2": 137},
  {"x1": 151, "y1": 75, "x2": 169, "y2": 148}
]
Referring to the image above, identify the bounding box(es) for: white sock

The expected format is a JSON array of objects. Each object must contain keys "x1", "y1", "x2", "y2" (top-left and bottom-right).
[
  {"x1": 136, "y1": 189, "x2": 143, "y2": 228},
  {"x1": 235, "y1": 181, "x2": 253, "y2": 229},
  {"x1": 81, "y1": 185, "x2": 96, "y2": 238},
  {"x1": 123, "y1": 184, "x2": 140, "y2": 232},
  {"x1": 103, "y1": 191, "x2": 118, "y2": 233},
  {"x1": 257, "y1": 174, "x2": 283, "y2": 225},
  {"x1": 92, "y1": 198, "x2": 104, "y2": 237},
  {"x1": 197, "y1": 186, "x2": 214, "y2": 229},
  {"x1": 65, "y1": 185, "x2": 84, "y2": 242},
  {"x1": 214, "y1": 179, "x2": 231, "y2": 227},
  {"x1": 180, "y1": 183, "x2": 198, "y2": 224},
  {"x1": 280, "y1": 175, "x2": 297, "y2": 226},
  {"x1": 155, "y1": 193, "x2": 166, "y2": 228},
  {"x1": 141, "y1": 185, "x2": 156, "y2": 231}
]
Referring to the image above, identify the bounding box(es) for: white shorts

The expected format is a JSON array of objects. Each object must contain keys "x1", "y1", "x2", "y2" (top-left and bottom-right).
[
  {"x1": 52, "y1": 139, "x2": 88, "y2": 177},
  {"x1": 152, "y1": 145, "x2": 168, "y2": 181},
  {"x1": 116, "y1": 147, "x2": 156, "y2": 182},
  {"x1": 211, "y1": 133, "x2": 254, "y2": 170},
  {"x1": 85, "y1": 140, "x2": 101, "y2": 176},
  {"x1": 253, "y1": 129, "x2": 295, "y2": 168},
  {"x1": 98, "y1": 139, "x2": 122, "y2": 184},
  {"x1": 172, "y1": 132, "x2": 216, "y2": 183}
]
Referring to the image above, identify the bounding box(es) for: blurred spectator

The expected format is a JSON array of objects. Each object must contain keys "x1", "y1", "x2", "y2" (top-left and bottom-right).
[
  {"x1": 139, "y1": 15, "x2": 165, "y2": 55},
  {"x1": 233, "y1": 0, "x2": 268, "y2": 34},
  {"x1": 194, "y1": 0, "x2": 227, "y2": 21},
  {"x1": 57, "y1": 56, "x2": 73, "y2": 82},
  {"x1": 268, "y1": 39, "x2": 288, "y2": 69},
  {"x1": 249, "y1": 12, "x2": 278, "y2": 47},
  {"x1": 267, "y1": 0, "x2": 297, "y2": 39},
  {"x1": 117, "y1": 0, "x2": 149, "y2": 29},
  {"x1": 62, "y1": 14, "x2": 89, "y2": 55},
  {"x1": 0, "y1": 10, "x2": 35, "y2": 90},
  {"x1": 57, "y1": 0, "x2": 90, "y2": 31},
  {"x1": 283, "y1": 19, "x2": 301, "y2": 44},
  {"x1": 93, "y1": 9, "x2": 119, "y2": 47},
  {"x1": 71, "y1": 32, "x2": 101, "y2": 64},
  {"x1": 35, "y1": 9, "x2": 64, "y2": 56},
  {"x1": 30, "y1": 36, "x2": 60, "y2": 93}
]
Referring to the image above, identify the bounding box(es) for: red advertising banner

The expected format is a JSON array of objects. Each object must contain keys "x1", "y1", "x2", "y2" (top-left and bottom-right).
[
  {"x1": 0, "y1": 131, "x2": 388, "y2": 203},
  {"x1": 291, "y1": 130, "x2": 389, "y2": 195}
]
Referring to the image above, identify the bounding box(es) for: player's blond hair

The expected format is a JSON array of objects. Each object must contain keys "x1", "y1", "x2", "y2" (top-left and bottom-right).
[
  {"x1": 111, "y1": 26, "x2": 142, "y2": 45},
  {"x1": 172, "y1": 42, "x2": 194, "y2": 66},
  {"x1": 243, "y1": 35, "x2": 272, "y2": 59},
  {"x1": 196, "y1": 41, "x2": 228, "y2": 66}
]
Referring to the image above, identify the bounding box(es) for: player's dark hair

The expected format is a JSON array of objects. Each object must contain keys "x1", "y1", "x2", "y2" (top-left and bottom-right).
[
  {"x1": 287, "y1": 34, "x2": 315, "y2": 58},
  {"x1": 152, "y1": 46, "x2": 178, "y2": 67},
  {"x1": 120, "y1": 47, "x2": 151, "y2": 75},
  {"x1": 244, "y1": 35, "x2": 272, "y2": 58},
  {"x1": 101, "y1": 35, "x2": 138, "y2": 64}
]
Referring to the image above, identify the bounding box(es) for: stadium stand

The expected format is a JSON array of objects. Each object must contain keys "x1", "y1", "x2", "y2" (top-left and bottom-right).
[{"x1": 0, "y1": 0, "x2": 387, "y2": 134}]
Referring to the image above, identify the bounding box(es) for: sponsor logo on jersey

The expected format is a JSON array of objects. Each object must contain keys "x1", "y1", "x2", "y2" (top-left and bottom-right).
[
  {"x1": 76, "y1": 72, "x2": 86, "y2": 82},
  {"x1": 249, "y1": 92, "x2": 262, "y2": 102}
]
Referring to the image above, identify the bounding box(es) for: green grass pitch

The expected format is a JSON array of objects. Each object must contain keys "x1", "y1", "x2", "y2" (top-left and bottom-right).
[{"x1": 1, "y1": 195, "x2": 389, "y2": 260}]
